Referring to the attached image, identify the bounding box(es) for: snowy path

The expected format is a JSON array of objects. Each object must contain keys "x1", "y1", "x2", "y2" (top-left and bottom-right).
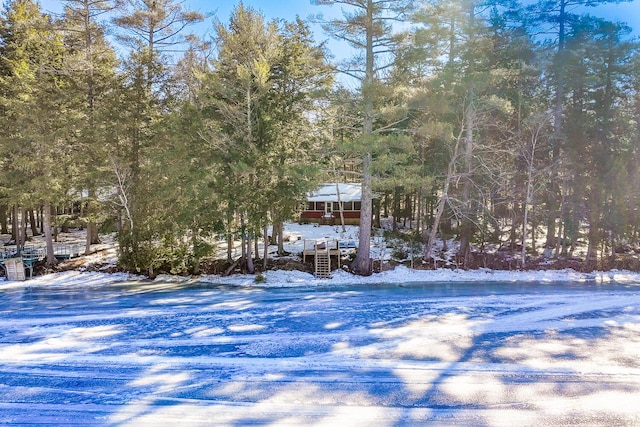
[{"x1": 1, "y1": 273, "x2": 640, "y2": 425}]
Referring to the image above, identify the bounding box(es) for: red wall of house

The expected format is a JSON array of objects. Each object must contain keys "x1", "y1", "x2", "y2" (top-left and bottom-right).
[{"x1": 300, "y1": 211, "x2": 361, "y2": 225}]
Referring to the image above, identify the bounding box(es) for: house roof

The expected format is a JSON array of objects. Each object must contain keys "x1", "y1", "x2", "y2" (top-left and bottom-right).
[{"x1": 307, "y1": 183, "x2": 361, "y2": 203}]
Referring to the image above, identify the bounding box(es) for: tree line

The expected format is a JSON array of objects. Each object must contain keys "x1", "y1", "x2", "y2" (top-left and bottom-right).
[{"x1": 1, "y1": 0, "x2": 639, "y2": 276}]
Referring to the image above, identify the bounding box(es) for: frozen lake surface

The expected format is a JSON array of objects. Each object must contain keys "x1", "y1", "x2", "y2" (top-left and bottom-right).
[{"x1": 1, "y1": 273, "x2": 640, "y2": 425}]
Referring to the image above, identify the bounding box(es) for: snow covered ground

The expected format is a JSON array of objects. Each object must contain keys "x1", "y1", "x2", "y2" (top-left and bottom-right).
[{"x1": 2, "y1": 268, "x2": 640, "y2": 426}]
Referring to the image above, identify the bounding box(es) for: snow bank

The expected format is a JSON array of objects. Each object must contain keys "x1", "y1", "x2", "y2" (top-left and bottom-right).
[
  {"x1": 3, "y1": 221, "x2": 640, "y2": 289},
  {"x1": 196, "y1": 266, "x2": 640, "y2": 288},
  {"x1": 3, "y1": 265, "x2": 640, "y2": 291},
  {"x1": 0, "y1": 270, "x2": 144, "y2": 290}
]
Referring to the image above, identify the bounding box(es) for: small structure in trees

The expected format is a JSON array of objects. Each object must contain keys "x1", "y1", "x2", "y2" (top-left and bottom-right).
[
  {"x1": 302, "y1": 239, "x2": 343, "y2": 278},
  {"x1": 300, "y1": 183, "x2": 361, "y2": 225},
  {"x1": 2, "y1": 258, "x2": 26, "y2": 281}
]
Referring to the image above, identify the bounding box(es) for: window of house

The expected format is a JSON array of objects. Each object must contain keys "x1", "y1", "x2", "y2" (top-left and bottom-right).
[{"x1": 354, "y1": 201, "x2": 361, "y2": 210}]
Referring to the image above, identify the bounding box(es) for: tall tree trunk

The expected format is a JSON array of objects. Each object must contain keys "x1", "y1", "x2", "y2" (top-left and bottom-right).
[
  {"x1": 85, "y1": 222, "x2": 99, "y2": 255},
  {"x1": 19, "y1": 207, "x2": 25, "y2": 249},
  {"x1": 12, "y1": 206, "x2": 20, "y2": 251},
  {"x1": 43, "y1": 202, "x2": 57, "y2": 266},
  {"x1": 240, "y1": 215, "x2": 246, "y2": 268},
  {"x1": 0, "y1": 205, "x2": 8, "y2": 234},
  {"x1": 373, "y1": 197, "x2": 381, "y2": 229},
  {"x1": 425, "y1": 127, "x2": 464, "y2": 261},
  {"x1": 352, "y1": 0, "x2": 375, "y2": 276},
  {"x1": 84, "y1": 193, "x2": 101, "y2": 255},
  {"x1": 521, "y1": 124, "x2": 540, "y2": 267},
  {"x1": 426, "y1": 195, "x2": 447, "y2": 263},
  {"x1": 457, "y1": 1, "x2": 478, "y2": 267},
  {"x1": 546, "y1": 0, "x2": 568, "y2": 249},
  {"x1": 586, "y1": 192, "x2": 601, "y2": 269},
  {"x1": 254, "y1": 230, "x2": 259, "y2": 265},
  {"x1": 246, "y1": 230, "x2": 254, "y2": 274},
  {"x1": 263, "y1": 225, "x2": 268, "y2": 271},
  {"x1": 416, "y1": 188, "x2": 423, "y2": 235},
  {"x1": 522, "y1": 179, "x2": 533, "y2": 267},
  {"x1": 392, "y1": 187, "x2": 400, "y2": 232},
  {"x1": 273, "y1": 218, "x2": 286, "y2": 256},
  {"x1": 11, "y1": 205, "x2": 17, "y2": 243},
  {"x1": 458, "y1": 97, "x2": 475, "y2": 264},
  {"x1": 227, "y1": 233, "x2": 233, "y2": 264},
  {"x1": 553, "y1": 184, "x2": 569, "y2": 258},
  {"x1": 354, "y1": 152, "x2": 372, "y2": 275},
  {"x1": 28, "y1": 209, "x2": 40, "y2": 236}
]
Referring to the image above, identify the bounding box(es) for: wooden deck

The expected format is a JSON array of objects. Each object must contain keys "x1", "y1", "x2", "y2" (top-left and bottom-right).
[
  {"x1": 302, "y1": 240, "x2": 340, "y2": 263},
  {"x1": 302, "y1": 239, "x2": 352, "y2": 278},
  {"x1": 1, "y1": 244, "x2": 81, "y2": 279}
]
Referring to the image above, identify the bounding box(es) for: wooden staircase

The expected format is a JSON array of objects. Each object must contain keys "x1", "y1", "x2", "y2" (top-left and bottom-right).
[{"x1": 314, "y1": 248, "x2": 331, "y2": 278}]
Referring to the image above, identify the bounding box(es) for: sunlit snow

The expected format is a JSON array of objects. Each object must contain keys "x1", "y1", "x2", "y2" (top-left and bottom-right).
[{"x1": 2, "y1": 223, "x2": 640, "y2": 425}]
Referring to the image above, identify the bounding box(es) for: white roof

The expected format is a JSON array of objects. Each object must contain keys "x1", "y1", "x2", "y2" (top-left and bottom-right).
[{"x1": 307, "y1": 183, "x2": 361, "y2": 203}]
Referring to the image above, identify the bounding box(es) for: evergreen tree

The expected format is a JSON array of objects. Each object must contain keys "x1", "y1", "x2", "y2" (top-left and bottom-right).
[
  {"x1": 264, "y1": 18, "x2": 333, "y2": 258},
  {"x1": 199, "y1": 5, "x2": 332, "y2": 273},
  {"x1": 526, "y1": 0, "x2": 632, "y2": 250},
  {"x1": 112, "y1": 0, "x2": 203, "y2": 273},
  {"x1": 313, "y1": 0, "x2": 414, "y2": 275},
  {"x1": 59, "y1": 0, "x2": 119, "y2": 254},
  {"x1": 560, "y1": 18, "x2": 636, "y2": 264},
  {"x1": 411, "y1": 0, "x2": 504, "y2": 266},
  {"x1": 0, "y1": 0, "x2": 78, "y2": 264}
]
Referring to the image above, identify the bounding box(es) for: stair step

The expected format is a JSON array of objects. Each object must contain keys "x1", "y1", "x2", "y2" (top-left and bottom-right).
[{"x1": 315, "y1": 253, "x2": 332, "y2": 278}]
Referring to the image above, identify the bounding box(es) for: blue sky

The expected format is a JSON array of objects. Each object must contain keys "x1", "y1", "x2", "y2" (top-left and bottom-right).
[
  {"x1": 191, "y1": 1, "x2": 321, "y2": 21},
  {"x1": 39, "y1": 1, "x2": 342, "y2": 55},
  {"x1": 187, "y1": 1, "x2": 341, "y2": 55},
  {"x1": 39, "y1": 0, "x2": 640, "y2": 57},
  {"x1": 38, "y1": 0, "x2": 640, "y2": 34},
  {"x1": 589, "y1": 1, "x2": 640, "y2": 31},
  {"x1": 165, "y1": 1, "x2": 640, "y2": 40}
]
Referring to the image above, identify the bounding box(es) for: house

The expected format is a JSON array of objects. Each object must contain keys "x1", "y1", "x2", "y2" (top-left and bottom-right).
[{"x1": 300, "y1": 183, "x2": 362, "y2": 225}]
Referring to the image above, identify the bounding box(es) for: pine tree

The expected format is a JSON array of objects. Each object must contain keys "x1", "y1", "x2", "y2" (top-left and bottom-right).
[
  {"x1": 0, "y1": 0, "x2": 73, "y2": 265},
  {"x1": 265, "y1": 18, "x2": 333, "y2": 258},
  {"x1": 313, "y1": 0, "x2": 414, "y2": 275},
  {"x1": 59, "y1": 0, "x2": 119, "y2": 254},
  {"x1": 112, "y1": 0, "x2": 203, "y2": 273},
  {"x1": 411, "y1": 0, "x2": 499, "y2": 266},
  {"x1": 198, "y1": 5, "x2": 332, "y2": 273},
  {"x1": 526, "y1": 0, "x2": 632, "y2": 251}
]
